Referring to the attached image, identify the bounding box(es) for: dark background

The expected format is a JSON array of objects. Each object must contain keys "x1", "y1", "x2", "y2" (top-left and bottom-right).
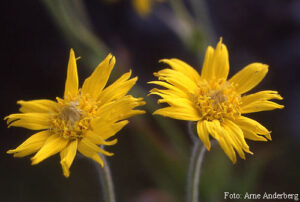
[{"x1": 1, "y1": 0, "x2": 299, "y2": 201}]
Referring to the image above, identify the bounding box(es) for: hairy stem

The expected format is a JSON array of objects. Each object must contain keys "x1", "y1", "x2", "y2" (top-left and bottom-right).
[
  {"x1": 186, "y1": 123, "x2": 207, "y2": 202},
  {"x1": 95, "y1": 153, "x2": 116, "y2": 202}
]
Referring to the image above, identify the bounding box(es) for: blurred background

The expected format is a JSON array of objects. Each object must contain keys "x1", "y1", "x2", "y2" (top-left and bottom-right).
[{"x1": 1, "y1": 0, "x2": 299, "y2": 201}]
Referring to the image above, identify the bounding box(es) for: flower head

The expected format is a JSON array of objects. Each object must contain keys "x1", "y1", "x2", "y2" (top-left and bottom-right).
[
  {"x1": 106, "y1": 0, "x2": 164, "y2": 17},
  {"x1": 5, "y1": 49, "x2": 145, "y2": 177},
  {"x1": 149, "y1": 38, "x2": 284, "y2": 163},
  {"x1": 132, "y1": 0, "x2": 163, "y2": 17}
]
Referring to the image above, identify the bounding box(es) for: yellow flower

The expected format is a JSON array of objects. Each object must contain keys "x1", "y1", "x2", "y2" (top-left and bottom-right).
[
  {"x1": 5, "y1": 49, "x2": 145, "y2": 177},
  {"x1": 132, "y1": 0, "x2": 164, "y2": 17},
  {"x1": 149, "y1": 38, "x2": 284, "y2": 163},
  {"x1": 105, "y1": 0, "x2": 164, "y2": 17}
]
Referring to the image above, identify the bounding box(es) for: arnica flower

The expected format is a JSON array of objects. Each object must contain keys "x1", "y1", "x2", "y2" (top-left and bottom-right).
[
  {"x1": 149, "y1": 38, "x2": 284, "y2": 163},
  {"x1": 5, "y1": 49, "x2": 145, "y2": 177},
  {"x1": 131, "y1": 0, "x2": 164, "y2": 17},
  {"x1": 106, "y1": 0, "x2": 164, "y2": 17}
]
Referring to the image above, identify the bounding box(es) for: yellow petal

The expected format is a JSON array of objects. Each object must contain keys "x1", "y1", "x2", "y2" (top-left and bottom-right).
[
  {"x1": 222, "y1": 128, "x2": 246, "y2": 159},
  {"x1": 149, "y1": 88, "x2": 188, "y2": 101},
  {"x1": 91, "y1": 120, "x2": 129, "y2": 140},
  {"x1": 241, "y1": 90, "x2": 283, "y2": 106},
  {"x1": 155, "y1": 95, "x2": 195, "y2": 109},
  {"x1": 31, "y1": 134, "x2": 69, "y2": 165},
  {"x1": 5, "y1": 113, "x2": 51, "y2": 130},
  {"x1": 159, "y1": 59, "x2": 201, "y2": 83},
  {"x1": 211, "y1": 38, "x2": 230, "y2": 80},
  {"x1": 148, "y1": 81, "x2": 189, "y2": 98},
  {"x1": 203, "y1": 120, "x2": 217, "y2": 139},
  {"x1": 80, "y1": 138, "x2": 114, "y2": 156},
  {"x1": 205, "y1": 120, "x2": 236, "y2": 163},
  {"x1": 222, "y1": 119, "x2": 251, "y2": 153},
  {"x1": 234, "y1": 116, "x2": 271, "y2": 140},
  {"x1": 97, "y1": 95, "x2": 145, "y2": 122},
  {"x1": 85, "y1": 131, "x2": 118, "y2": 146},
  {"x1": 241, "y1": 100, "x2": 284, "y2": 114},
  {"x1": 219, "y1": 136, "x2": 237, "y2": 164},
  {"x1": 150, "y1": 91, "x2": 180, "y2": 104},
  {"x1": 149, "y1": 89, "x2": 192, "y2": 111},
  {"x1": 242, "y1": 130, "x2": 268, "y2": 142},
  {"x1": 82, "y1": 54, "x2": 115, "y2": 99},
  {"x1": 60, "y1": 140, "x2": 78, "y2": 178},
  {"x1": 201, "y1": 46, "x2": 215, "y2": 80},
  {"x1": 17, "y1": 99, "x2": 58, "y2": 113},
  {"x1": 77, "y1": 141, "x2": 104, "y2": 167},
  {"x1": 64, "y1": 49, "x2": 79, "y2": 99},
  {"x1": 197, "y1": 121, "x2": 211, "y2": 150},
  {"x1": 241, "y1": 90, "x2": 284, "y2": 114},
  {"x1": 153, "y1": 106, "x2": 200, "y2": 121},
  {"x1": 229, "y1": 63, "x2": 268, "y2": 94},
  {"x1": 7, "y1": 130, "x2": 50, "y2": 157},
  {"x1": 214, "y1": 123, "x2": 237, "y2": 163},
  {"x1": 154, "y1": 68, "x2": 198, "y2": 94},
  {"x1": 98, "y1": 71, "x2": 138, "y2": 105}
]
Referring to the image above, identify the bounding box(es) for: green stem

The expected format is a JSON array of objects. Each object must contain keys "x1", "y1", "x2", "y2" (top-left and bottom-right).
[
  {"x1": 95, "y1": 153, "x2": 116, "y2": 202},
  {"x1": 186, "y1": 123, "x2": 207, "y2": 202},
  {"x1": 189, "y1": 0, "x2": 216, "y2": 43}
]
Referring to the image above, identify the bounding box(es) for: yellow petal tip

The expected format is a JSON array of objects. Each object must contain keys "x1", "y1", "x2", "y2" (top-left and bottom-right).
[
  {"x1": 6, "y1": 150, "x2": 14, "y2": 154},
  {"x1": 259, "y1": 63, "x2": 269, "y2": 71},
  {"x1": 219, "y1": 37, "x2": 223, "y2": 43},
  {"x1": 70, "y1": 48, "x2": 75, "y2": 55},
  {"x1": 158, "y1": 58, "x2": 168, "y2": 63},
  {"x1": 30, "y1": 157, "x2": 40, "y2": 165},
  {"x1": 61, "y1": 161, "x2": 71, "y2": 178},
  {"x1": 31, "y1": 161, "x2": 38, "y2": 166}
]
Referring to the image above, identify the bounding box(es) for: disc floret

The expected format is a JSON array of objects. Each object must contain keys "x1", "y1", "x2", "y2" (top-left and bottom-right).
[{"x1": 195, "y1": 79, "x2": 241, "y2": 121}]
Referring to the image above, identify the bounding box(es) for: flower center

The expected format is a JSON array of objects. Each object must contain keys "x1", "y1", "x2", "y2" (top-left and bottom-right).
[
  {"x1": 50, "y1": 93, "x2": 98, "y2": 140},
  {"x1": 195, "y1": 79, "x2": 241, "y2": 121},
  {"x1": 60, "y1": 102, "x2": 82, "y2": 124}
]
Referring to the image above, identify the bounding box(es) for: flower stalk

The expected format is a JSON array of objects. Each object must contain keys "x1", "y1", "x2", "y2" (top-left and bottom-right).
[
  {"x1": 96, "y1": 153, "x2": 116, "y2": 202},
  {"x1": 186, "y1": 125, "x2": 207, "y2": 202}
]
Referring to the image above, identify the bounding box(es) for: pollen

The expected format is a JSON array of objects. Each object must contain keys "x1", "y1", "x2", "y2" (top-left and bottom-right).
[
  {"x1": 195, "y1": 79, "x2": 241, "y2": 121},
  {"x1": 50, "y1": 93, "x2": 98, "y2": 140}
]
